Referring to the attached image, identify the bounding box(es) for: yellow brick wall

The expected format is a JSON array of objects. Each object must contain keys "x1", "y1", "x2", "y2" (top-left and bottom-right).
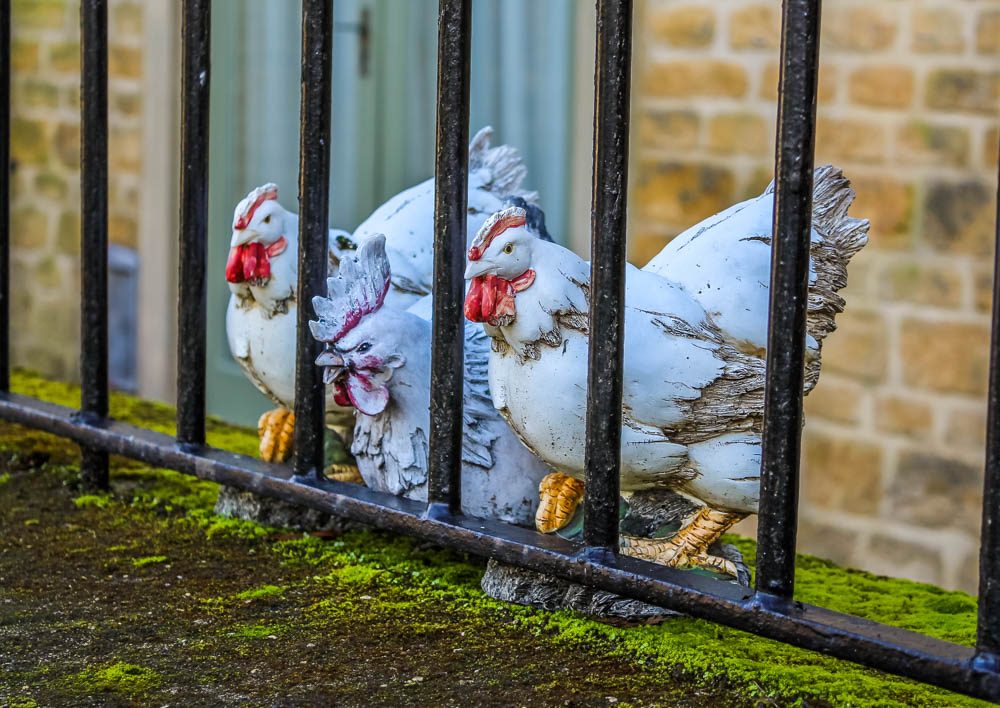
[
  {"x1": 631, "y1": 0, "x2": 1000, "y2": 591},
  {"x1": 9, "y1": 0, "x2": 143, "y2": 381}
]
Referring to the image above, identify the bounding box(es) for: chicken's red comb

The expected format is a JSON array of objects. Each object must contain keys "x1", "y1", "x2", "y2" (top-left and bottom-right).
[
  {"x1": 234, "y1": 184, "x2": 279, "y2": 230},
  {"x1": 468, "y1": 207, "x2": 527, "y2": 261}
]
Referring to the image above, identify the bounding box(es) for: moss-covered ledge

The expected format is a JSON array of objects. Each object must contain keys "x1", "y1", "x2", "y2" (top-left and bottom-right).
[{"x1": 0, "y1": 370, "x2": 990, "y2": 707}]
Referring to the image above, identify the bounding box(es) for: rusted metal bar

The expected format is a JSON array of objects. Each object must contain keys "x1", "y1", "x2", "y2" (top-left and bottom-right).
[
  {"x1": 754, "y1": 0, "x2": 822, "y2": 601},
  {"x1": 176, "y1": 0, "x2": 211, "y2": 447},
  {"x1": 976, "y1": 141, "x2": 1000, "y2": 670},
  {"x1": 426, "y1": 0, "x2": 471, "y2": 517},
  {"x1": 584, "y1": 0, "x2": 632, "y2": 552},
  {"x1": 292, "y1": 0, "x2": 334, "y2": 480},
  {"x1": 79, "y1": 0, "x2": 109, "y2": 490},
  {"x1": 0, "y1": 0, "x2": 9, "y2": 392}
]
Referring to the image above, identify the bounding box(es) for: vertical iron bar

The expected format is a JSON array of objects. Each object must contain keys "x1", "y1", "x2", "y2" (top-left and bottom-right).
[
  {"x1": 425, "y1": 0, "x2": 471, "y2": 517},
  {"x1": 583, "y1": 0, "x2": 632, "y2": 551},
  {"x1": 0, "y1": 0, "x2": 10, "y2": 392},
  {"x1": 292, "y1": 0, "x2": 333, "y2": 480},
  {"x1": 0, "y1": 0, "x2": 8, "y2": 392},
  {"x1": 176, "y1": 0, "x2": 211, "y2": 447},
  {"x1": 79, "y1": 0, "x2": 109, "y2": 490},
  {"x1": 754, "y1": 0, "x2": 822, "y2": 600},
  {"x1": 976, "y1": 142, "x2": 1000, "y2": 665}
]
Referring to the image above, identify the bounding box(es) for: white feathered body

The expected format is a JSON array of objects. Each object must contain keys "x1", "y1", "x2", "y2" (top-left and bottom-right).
[{"x1": 469, "y1": 166, "x2": 868, "y2": 517}]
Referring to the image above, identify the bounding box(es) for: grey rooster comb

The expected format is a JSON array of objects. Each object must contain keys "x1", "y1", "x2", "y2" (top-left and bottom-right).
[{"x1": 310, "y1": 235, "x2": 391, "y2": 343}]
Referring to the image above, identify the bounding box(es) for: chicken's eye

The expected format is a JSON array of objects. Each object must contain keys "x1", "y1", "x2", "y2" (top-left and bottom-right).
[
  {"x1": 357, "y1": 342, "x2": 372, "y2": 353},
  {"x1": 262, "y1": 215, "x2": 271, "y2": 224},
  {"x1": 503, "y1": 243, "x2": 514, "y2": 254}
]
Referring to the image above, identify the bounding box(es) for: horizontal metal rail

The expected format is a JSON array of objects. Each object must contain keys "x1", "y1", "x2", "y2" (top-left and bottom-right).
[{"x1": 1, "y1": 390, "x2": 999, "y2": 701}]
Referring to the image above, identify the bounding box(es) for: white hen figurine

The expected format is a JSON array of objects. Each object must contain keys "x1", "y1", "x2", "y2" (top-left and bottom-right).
[
  {"x1": 225, "y1": 126, "x2": 537, "y2": 465},
  {"x1": 308, "y1": 235, "x2": 552, "y2": 526},
  {"x1": 463, "y1": 166, "x2": 869, "y2": 577}
]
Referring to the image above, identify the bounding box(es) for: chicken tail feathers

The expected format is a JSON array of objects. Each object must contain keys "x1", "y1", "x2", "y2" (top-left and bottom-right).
[
  {"x1": 792, "y1": 165, "x2": 870, "y2": 392},
  {"x1": 468, "y1": 126, "x2": 538, "y2": 203}
]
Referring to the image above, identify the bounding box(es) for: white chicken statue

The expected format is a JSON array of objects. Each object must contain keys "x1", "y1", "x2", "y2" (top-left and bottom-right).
[
  {"x1": 463, "y1": 166, "x2": 869, "y2": 577},
  {"x1": 308, "y1": 234, "x2": 552, "y2": 525},
  {"x1": 225, "y1": 126, "x2": 537, "y2": 466}
]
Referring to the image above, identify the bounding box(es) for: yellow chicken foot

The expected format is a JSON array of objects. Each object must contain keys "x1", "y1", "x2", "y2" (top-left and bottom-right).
[
  {"x1": 619, "y1": 508, "x2": 746, "y2": 578},
  {"x1": 257, "y1": 408, "x2": 295, "y2": 463},
  {"x1": 535, "y1": 473, "x2": 585, "y2": 533},
  {"x1": 325, "y1": 464, "x2": 365, "y2": 485}
]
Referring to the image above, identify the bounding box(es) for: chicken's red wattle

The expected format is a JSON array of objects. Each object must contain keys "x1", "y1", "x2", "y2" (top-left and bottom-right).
[
  {"x1": 464, "y1": 271, "x2": 535, "y2": 326},
  {"x1": 226, "y1": 238, "x2": 286, "y2": 284}
]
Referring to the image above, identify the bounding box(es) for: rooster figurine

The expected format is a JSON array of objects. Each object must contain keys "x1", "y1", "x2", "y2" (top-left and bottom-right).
[
  {"x1": 463, "y1": 166, "x2": 869, "y2": 577},
  {"x1": 309, "y1": 235, "x2": 552, "y2": 525},
  {"x1": 225, "y1": 126, "x2": 537, "y2": 466}
]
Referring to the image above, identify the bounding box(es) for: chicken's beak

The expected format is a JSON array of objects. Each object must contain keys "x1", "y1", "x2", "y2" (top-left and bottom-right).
[
  {"x1": 315, "y1": 349, "x2": 346, "y2": 385},
  {"x1": 230, "y1": 228, "x2": 257, "y2": 248},
  {"x1": 464, "y1": 260, "x2": 495, "y2": 280}
]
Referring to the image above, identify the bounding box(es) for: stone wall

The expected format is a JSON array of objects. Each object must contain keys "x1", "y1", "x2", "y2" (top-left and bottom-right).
[
  {"x1": 631, "y1": 0, "x2": 1000, "y2": 591},
  {"x1": 9, "y1": 0, "x2": 143, "y2": 381}
]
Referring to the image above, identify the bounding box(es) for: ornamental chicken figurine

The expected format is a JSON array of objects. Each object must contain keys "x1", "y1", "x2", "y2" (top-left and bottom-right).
[
  {"x1": 225, "y1": 126, "x2": 537, "y2": 465},
  {"x1": 464, "y1": 166, "x2": 869, "y2": 577},
  {"x1": 308, "y1": 234, "x2": 552, "y2": 525}
]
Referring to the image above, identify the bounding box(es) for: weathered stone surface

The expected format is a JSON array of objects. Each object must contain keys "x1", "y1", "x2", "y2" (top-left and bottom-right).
[
  {"x1": 923, "y1": 179, "x2": 994, "y2": 256},
  {"x1": 977, "y1": 10, "x2": 1000, "y2": 54},
  {"x1": 48, "y1": 40, "x2": 79, "y2": 73},
  {"x1": 632, "y1": 162, "x2": 735, "y2": 226},
  {"x1": 53, "y1": 123, "x2": 80, "y2": 169},
  {"x1": 110, "y1": 127, "x2": 142, "y2": 172},
  {"x1": 874, "y1": 395, "x2": 933, "y2": 438},
  {"x1": 35, "y1": 171, "x2": 67, "y2": 200},
  {"x1": 729, "y1": 4, "x2": 778, "y2": 50},
  {"x1": 911, "y1": 7, "x2": 965, "y2": 53},
  {"x1": 114, "y1": 2, "x2": 143, "y2": 35},
  {"x1": 822, "y1": 6, "x2": 897, "y2": 51},
  {"x1": 214, "y1": 486, "x2": 366, "y2": 534},
  {"x1": 901, "y1": 319, "x2": 989, "y2": 396},
  {"x1": 803, "y1": 379, "x2": 863, "y2": 425},
  {"x1": 11, "y1": 118, "x2": 47, "y2": 164},
  {"x1": 925, "y1": 70, "x2": 1000, "y2": 114},
  {"x1": 110, "y1": 214, "x2": 138, "y2": 249},
  {"x1": 12, "y1": 0, "x2": 67, "y2": 30},
  {"x1": 849, "y1": 176, "x2": 913, "y2": 250},
  {"x1": 848, "y1": 65, "x2": 914, "y2": 108},
  {"x1": 12, "y1": 207, "x2": 48, "y2": 250},
  {"x1": 945, "y1": 407, "x2": 987, "y2": 449},
  {"x1": 637, "y1": 109, "x2": 699, "y2": 151},
  {"x1": 650, "y1": 5, "x2": 714, "y2": 48},
  {"x1": 11, "y1": 39, "x2": 39, "y2": 71},
  {"x1": 19, "y1": 79, "x2": 59, "y2": 108},
  {"x1": 109, "y1": 45, "x2": 142, "y2": 79},
  {"x1": 707, "y1": 112, "x2": 769, "y2": 155},
  {"x1": 803, "y1": 432, "x2": 882, "y2": 515},
  {"x1": 890, "y1": 452, "x2": 982, "y2": 531},
  {"x1": 816, "y1": 118, "x2": 886, "y2": 164},
  {"x1": 796, "y1": 518, "x2": 858, "y2": 567},
  {"x1": 644, "y1": 60, "x2": 748, "y2": 98},
  {"x1": 896, "y1": 122, "x2": 969, "y2": 167},
  {"x1": 865, "y1": 534, "x2": 943, "y2": 586},
  {"x1": 878, "y1": 261, "x2": 962, "y2": 307},
  {"x1": 56, "y1": 210, "x2": 80, "y2": 255},
  {"x1": 820, "y1": 309, "x2": 887, "y2": 382}
]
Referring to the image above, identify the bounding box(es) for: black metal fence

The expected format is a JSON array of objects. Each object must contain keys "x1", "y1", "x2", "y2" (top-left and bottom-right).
[{"x1": 1, "y1": 0, "x2": 999, "y2": 701}]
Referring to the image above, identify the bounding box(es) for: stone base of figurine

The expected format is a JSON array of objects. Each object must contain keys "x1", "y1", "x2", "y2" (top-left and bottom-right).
[
  {"x1": 481, "y1": 489, "x2": 751, "y2": 622},
  {"x1": 214, "y1": 485, "x2": 366, "y2": 534}
]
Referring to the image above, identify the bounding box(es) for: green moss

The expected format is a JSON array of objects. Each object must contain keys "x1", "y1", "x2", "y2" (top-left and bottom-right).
[
  {"x1": 73, "y1": 494, "x2": 112, "y2": 509},
  {"x1": 234, "y1": 624, "x2": 288, "y2": 639},
  {"x1": 0, "y1": 471, "x2": 11, "y2": 485},
  {"x1": 68, "y1": 662, "x2": 161, "y2": 695},
  {"x1": 236, "y1": 584, "x2": 285, "y2": 601},
  {"x1": 2, "y1": 369, "x2": 993, "y2": 707},
  {"x1": 132, "y1": 555, "x2": 168, "y2": 568}
]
